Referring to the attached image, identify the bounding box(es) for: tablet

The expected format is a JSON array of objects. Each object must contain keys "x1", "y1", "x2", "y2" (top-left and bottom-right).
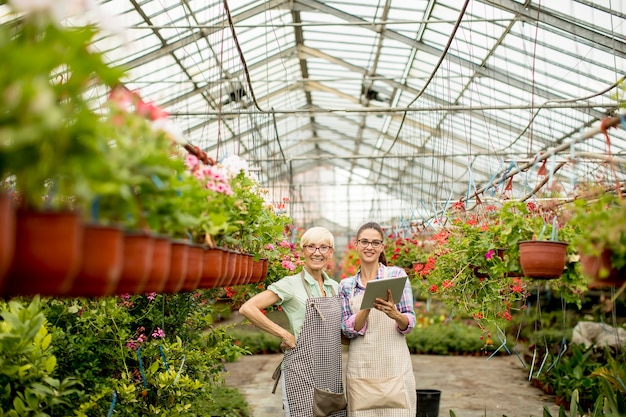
[{"x1": 359, "y1": 276, "x2": 407, "y2": 310}]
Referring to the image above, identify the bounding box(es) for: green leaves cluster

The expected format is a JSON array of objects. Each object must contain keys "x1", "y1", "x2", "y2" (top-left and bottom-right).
[{"x1": 0, "y1": 296, "x2": 82, "y2": 416}]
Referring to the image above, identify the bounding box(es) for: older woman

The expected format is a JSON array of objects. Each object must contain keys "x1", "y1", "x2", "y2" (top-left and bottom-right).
[{"x1": 239, "y1": 226, "x2": 346, "y2": 417}]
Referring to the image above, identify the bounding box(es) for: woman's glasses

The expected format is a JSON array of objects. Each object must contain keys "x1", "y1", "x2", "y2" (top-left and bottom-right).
[
  {"x1": 357, "y1": 239, "x2": 383, "y2": 248},
  {"x1": 303, "y1": 244, "x2": 332, "y2": 254}
]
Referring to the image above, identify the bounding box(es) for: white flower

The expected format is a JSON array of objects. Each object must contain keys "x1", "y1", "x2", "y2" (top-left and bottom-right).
[{"x1": 220, "y1": 155, "x2": 249, "y2": 178}]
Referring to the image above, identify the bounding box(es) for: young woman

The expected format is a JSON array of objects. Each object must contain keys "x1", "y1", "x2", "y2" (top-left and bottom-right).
[
  {"x1": 239, "y1": 227, "x2": 346, "y2": 417},
  {"x1": 339, "y1": 222, "x2": 416, "y2": 416}
]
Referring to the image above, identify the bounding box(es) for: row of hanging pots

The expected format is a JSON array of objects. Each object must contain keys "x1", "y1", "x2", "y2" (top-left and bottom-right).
[{"x1": 0, "y1": 198, "x2": 268, "y2": 298}]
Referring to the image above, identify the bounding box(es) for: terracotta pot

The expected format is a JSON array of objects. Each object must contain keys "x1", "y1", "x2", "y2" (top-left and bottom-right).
[
  {"x1": 249, "y1": 259, "x2": 265, "y2": 283},
  {"x1": 115, "y1": 231, "x2": 154, "y2": 294},
  {"x1": 580, "y1": 248, "x2": 626, "y2": 288},
  {"x1": 233, "y1": 252, "x2": 249, "y2": 285},
  {"x1": 162, "y1": 240, "x2": 189, "y2": 293},
  {"x1": 244, "y1": 254, "x2": 254, "y2": 284},
  {"x1": 70, "y1": 224, "x2": 124, "y2": 297},
  {"x1": 5, "y1": 210, "x2": 83, "y2": 296},
  {"x1": 142, "y1": 235, "x2": 172, "y2": 293},
  {"x1": 199, "y1": 247, "x2": 224, "y2": 289},
  {"x1": 218, "y1": 249, "x2": 237, "y2": 287},
  {"x1": 0, "y1": 193, "x2": 16, "y2": 291},
  {"x1": 518, "y1": 240, "x2": 567, "y2": 279},
  {"x1": 183, "y1": 244, "x2": 204, "y2": 291}
]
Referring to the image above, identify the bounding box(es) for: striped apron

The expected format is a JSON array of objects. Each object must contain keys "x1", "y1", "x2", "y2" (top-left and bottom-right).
[{"x1": 282, "y1": 273, "x2": 347, "y2": 417}]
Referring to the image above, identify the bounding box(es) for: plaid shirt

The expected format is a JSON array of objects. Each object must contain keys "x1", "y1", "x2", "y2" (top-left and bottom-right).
[{"x1": 339, "y1": 264, "x2": 416, "y2": 339}]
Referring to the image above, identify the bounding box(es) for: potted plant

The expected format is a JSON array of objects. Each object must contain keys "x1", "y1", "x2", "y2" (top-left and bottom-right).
[
  {"x1": 566, "y1": 187, "x2": 626, "y2": 287},
  {"x1": 420, "y1": 203, "x2": 530, "y2": 333},
  {"x1": 495, "y1": 200, "x2": 588, "y2": 307},
  {"x1": 0, "y1": 3, "x2": 126, "y2": 296}
]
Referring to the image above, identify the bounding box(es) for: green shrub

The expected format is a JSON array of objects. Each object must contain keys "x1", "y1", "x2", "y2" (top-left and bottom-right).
[{"x1": 0, "y1": 296, "x2": 83, "y2": 416}]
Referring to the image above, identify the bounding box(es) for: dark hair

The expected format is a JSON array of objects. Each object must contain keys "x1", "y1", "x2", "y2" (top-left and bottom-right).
[{"x1": 356, "y1": 222, "x2": 387, "y2": 266}]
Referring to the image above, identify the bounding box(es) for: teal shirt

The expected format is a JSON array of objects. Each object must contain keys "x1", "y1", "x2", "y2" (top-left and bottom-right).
[{"x1": 267, "y1": 270, "x2": 339, "y2": 340}]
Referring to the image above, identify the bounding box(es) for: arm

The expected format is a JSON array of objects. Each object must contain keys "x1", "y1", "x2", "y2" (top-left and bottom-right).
[
  {"x1": 340, "y1": 279, "x2": 369, "y2": 338},
  {"x1": 238, "y1": 290, "x2": 296, "y2": 349}
]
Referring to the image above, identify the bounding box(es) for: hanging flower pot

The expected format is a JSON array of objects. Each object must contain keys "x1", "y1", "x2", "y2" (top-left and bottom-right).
[
  {"x1": 0, "y1": 193, "x2": 16, "y2": 291},
  {"x1": 218, "y1": 249, "x2": 237, "y2": 287},
  {"x1": 518, "y1": 240, "x2": 568, "y2": 279},
  {"x1": 249, "y1": 258, "x2": 265, "y2": 283},
  {"x1": 580, "y1": 249, "x2": 626, "y2": 288},
  {"x1": 69, "y1": 223, "x2": 124, "y2": 297},
  {"x1": 115, "y1": 231, "x2": 155, "y2": 294},
  {"x1": 232, "y1": 252, "x2": 248, "y2": 285},
  {"x1": 5, "y1": 210, "x2": 83, "y2": 296},
  {"x1": 142, "y1": 235, "x2": 172, "y2": 293},
  {"x1": 198, "y1": 247, "x2": 224, "y2": 289},
  {"x1": 183, "y1": 243, "x2": 204, "y2": 291},
  {"x1": 162, "y1": 240, "x2": 188, "y2": 293},
  {"x1": 243, "y1": 254, "x2": 254, "y2": 284}
]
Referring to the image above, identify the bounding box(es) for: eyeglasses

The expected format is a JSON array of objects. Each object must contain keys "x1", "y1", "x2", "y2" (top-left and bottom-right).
[
  {"x1": 357, "y1": 239, "x2": 383, "y2": 248},
  {"x1": 303, "y1": 244, "x2": 332, "y2": 254}
]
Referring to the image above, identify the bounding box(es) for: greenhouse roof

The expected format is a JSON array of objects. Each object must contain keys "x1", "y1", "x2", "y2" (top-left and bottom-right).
[{"x1": 8, "y1": 0, "x2": 626, "y2": 236}]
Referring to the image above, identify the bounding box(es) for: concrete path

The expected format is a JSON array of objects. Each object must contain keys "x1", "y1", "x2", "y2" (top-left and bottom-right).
[{"x1": 223, "y1": 352, "x2": 561, "y2": 417}]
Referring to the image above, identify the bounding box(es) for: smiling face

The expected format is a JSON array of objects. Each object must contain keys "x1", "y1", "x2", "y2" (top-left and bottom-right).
[
  {"x1": 302, "y1": 240, "x2": 334, "y2": 272},
  {"x1": 300, "y1": 227, "x2": 335, "y2": 273},
  {"x1": 356, "y1": 228, "x2": 385, "y2": 265}
]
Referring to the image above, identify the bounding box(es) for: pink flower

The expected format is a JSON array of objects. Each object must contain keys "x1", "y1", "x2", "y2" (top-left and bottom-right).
[
  {"x1": 152, "y1": 328, "x2": 166, "y2": 339},
  {"x1": 281, "y1": 260, "x2": 296, "y2": 271},
  {"x1": 146, "y1": 292, "x2": 156, "y2": 301},
  {"x1": 485, "y1": 249, "x2": 495, "y2": 260},
  {"x1": 185, "y1": 154, "x2": 199, "y2": 170}
]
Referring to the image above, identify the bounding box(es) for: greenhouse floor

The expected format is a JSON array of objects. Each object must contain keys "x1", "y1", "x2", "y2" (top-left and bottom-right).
[{"x1": 223, "y1": 351, "x2": 562, "y2": 417}]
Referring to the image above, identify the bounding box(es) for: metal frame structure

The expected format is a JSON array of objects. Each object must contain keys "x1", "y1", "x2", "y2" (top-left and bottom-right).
[{"x1": 13, "y1": 0, "x2": 626, "y2": 235}]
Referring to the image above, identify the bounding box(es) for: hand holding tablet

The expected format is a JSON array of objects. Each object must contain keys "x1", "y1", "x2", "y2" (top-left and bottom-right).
[{"x1": 359, "y1": 276, "x2": 407, "y2": 310}]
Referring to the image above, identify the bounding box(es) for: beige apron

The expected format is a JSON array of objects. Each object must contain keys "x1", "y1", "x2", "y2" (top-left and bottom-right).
[{"x1": 346, "y1": 272, "x2": 416, "y2": 417}]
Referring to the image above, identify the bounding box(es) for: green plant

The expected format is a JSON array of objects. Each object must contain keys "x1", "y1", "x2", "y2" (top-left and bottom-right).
[
  {"x1": 567, "y1": 188, "x2": 626, "y2": 279},
  {"x1": 0, "y1": 3, "x2": 125, "y2": 211},
  {"x1": 384, "y1": 230, "x2": 435, "y2": 273},
  {"x1": 495, "y1": 201, "x2": 587, "y2": 308},
  {"x1": 0, "y1": 296, "x2": 83, "y2": 416},
  {"x1": 420, "y1": 204, "x2": 530, "y2": 334},
  {"x1": 40, "y1": 292, "x2": 248, "y2": 416}
]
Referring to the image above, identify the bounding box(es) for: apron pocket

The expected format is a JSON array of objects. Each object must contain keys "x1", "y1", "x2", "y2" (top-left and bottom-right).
[
  {"x1": 348, "y1": 375, "x2": 407, "y2": 411},
  {"x1": 313, "y1": 387, "x2": 347, "y2": 416}
]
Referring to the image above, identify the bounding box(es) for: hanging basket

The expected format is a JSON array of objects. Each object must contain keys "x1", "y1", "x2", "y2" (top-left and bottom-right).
[
  {"x1": 518, "y1": 240, "x2": 567, "y2": 279},
  {"x1": 580, "y1": 248, "x2": 626, "y2": 288},
  {"x1": 143, "y1": 235, "x2": 172, "y2": 293},
  {"x1": 5, "y1": 210, "x2": 83, "y2": 296},
  {"x1": 183, "y1": 243, "x2": 204, "y2": 291},
  {"x1": 115, "y1": 231, "x2": 154, "y2": 294},
  {"x1": 162, "y1": 240, "x2": 189, "y2": 293},
  {"x1": 70, "y1": 223, "x2": 124, "y2": 297}
]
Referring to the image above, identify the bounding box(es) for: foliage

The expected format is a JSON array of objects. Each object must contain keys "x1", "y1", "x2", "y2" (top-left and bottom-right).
[
  {"x1": 0, "y1": 4, "x2": 126, "y2": 210},
  {"x1": 419, "y1": 204, "x2": 531, "y2": 335},
  {"x1": 566, "y1": 188, "x2": 626, "y2": 278},
  {"x1": 533, "y1": 344, "x2": 626, "y2": 413},
  {"x1": 0, "y1": 296, "x2": 83, "y2": 416},
  {"x1": 37, "y1": 292, "x2": 248, "y2": 416},
  {"x1": 383, "y1": 228, "x2": 436, "y2": 273}
]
